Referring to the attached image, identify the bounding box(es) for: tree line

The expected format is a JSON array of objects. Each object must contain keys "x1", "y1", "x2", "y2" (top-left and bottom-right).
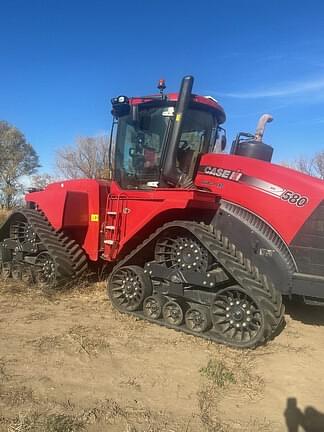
[
  {"x1": 0, "y1": 119, "x2": 323, "y2": 209},
  {"x1": 0, "y1": 121, "x2": 111, "y2": 209},
  {"x1": 282, "y1": 153, "x2": 324, "y2": 179}
]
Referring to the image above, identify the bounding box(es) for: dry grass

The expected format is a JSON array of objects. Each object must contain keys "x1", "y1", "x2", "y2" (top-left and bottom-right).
[
  {"x1": 67, "y1": 325, "x2": 112, "y2": 356},
  {"x1": 29, "y1": 325, "x2": 113, "y2": 358},
  {"x1": 0, "y1": 386, "x2": 35, "y2": 407},
  {"x1": 0, "y1": 209, "x2": 10, "y2": 225},
  {"x1": 0, "y1": 358, "x2": 9, "y2": 382},
  {"x1": 196, "y1": 350, "x2": 266, "y2": 431},
  {"x1": 197, "y1": 384, "x2": 227, "y2": 432},
  {"x1": 3, "y1": 398, "x2": 189, "y2": 432},
  {"x1": 7, "y1": 412, "x2": 85, "y2": 432}
]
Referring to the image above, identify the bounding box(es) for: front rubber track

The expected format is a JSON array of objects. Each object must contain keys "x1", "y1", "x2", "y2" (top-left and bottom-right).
[{"x1": 107, "y1": 220, "x2": 284, "y2": 349}]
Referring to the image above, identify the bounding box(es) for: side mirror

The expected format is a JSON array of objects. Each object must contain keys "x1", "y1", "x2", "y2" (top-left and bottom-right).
[{"x1": 214, "y1": 127, "x2": 227, "y2": 152}]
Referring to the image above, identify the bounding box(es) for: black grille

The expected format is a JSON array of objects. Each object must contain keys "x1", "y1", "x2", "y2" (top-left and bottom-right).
[{"x1": 290, "y1": 201, "x2": 324, "y2": 276}]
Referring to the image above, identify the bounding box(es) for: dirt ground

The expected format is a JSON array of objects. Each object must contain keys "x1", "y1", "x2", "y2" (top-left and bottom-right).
[{"x1": 0, "y1": 280, "x2": 324, "y2": 432}]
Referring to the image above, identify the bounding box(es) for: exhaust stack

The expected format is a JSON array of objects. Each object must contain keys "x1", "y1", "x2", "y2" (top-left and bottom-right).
[
  {"x1": 254, "y1": 114, "x2": 273, "y2": 142},
  {"x1": 162, "y1": 75, "x2": 194, "y2": 186}
]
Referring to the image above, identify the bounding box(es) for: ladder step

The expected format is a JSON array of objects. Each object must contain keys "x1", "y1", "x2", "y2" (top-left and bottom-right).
[
  {"x1": 104, "y1": 239, "x2": 115, "y2": 245},
  {"x1": 107, "y1": 211, "x2": 117, "y2": 216},
  {"x1": 105, "y1": 225, "x2": 115, "y2": 230}
]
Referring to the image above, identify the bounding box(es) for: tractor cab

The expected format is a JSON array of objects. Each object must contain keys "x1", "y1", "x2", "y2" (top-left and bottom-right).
[{"x1": 109, "y1": 77, "x2": 226, "y2": 189}]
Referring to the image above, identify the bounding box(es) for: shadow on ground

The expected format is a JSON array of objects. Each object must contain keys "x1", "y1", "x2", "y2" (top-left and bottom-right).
[
  {"x1": 284, "y1": 298, "x2": 324, "y2": 327},
  {"x1": 284, "y1": 397, "x2": 324, "y2": 432}
]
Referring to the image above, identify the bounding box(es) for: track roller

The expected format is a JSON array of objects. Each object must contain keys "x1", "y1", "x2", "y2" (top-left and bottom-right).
[
  {"x1": 185, "y1": 305, "x2": 211, "y2": 333},
  {"x1": 143, "y1": 295, "x2": 167, "y2": 319},
  {"x1": 162, "y1": 300, "x2": 186, "y2": 326}
]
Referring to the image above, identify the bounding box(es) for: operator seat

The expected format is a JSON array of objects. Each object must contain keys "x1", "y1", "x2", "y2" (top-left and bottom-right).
[{"x1": 178, "y1": 148, "x2": 195, "y2": 174}]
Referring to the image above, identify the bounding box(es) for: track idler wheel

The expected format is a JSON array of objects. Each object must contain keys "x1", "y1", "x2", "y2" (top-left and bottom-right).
[
  {"x1": 162, "y1": 300, "x2": 185, "y2": 326},
  {"x1": 185, "y1": 305, "x2": 211, "y2": 333},
  {"x1": 143, "y1": 295, "x2": 167, "y2": 320},
  {"x1": 108, "y1": 265, "x2": 153, "y2": 312},
  {"x1": 35, "y1": 252, "x2": 57, "y2": 287},
  {"x1": 211, "y1": 285, "x2": 264, "y2": 347}
]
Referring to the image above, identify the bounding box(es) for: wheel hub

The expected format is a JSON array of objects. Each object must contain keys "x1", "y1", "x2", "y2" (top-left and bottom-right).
[
  {"x1": 192, "y1": 312, "x2": 204, "y2": 326},
  {"x1": 233, "y1": 309, "x2": 244, "y2": 321},
  {"x1": 122, "y1": 277, "x2": 140, "y2": 298},
  {"x1": 226, "y1": 300, "x2": 252, "y2": 328},
  {"x1": 171, "y1": 309, "x2": 180, "y2": 318},
  {"x1": 24, "y1": 224, "x2": 36, "y2": 243},
  {"x1": 42, "y1": 259, "x2": 55, "y2": 276}
]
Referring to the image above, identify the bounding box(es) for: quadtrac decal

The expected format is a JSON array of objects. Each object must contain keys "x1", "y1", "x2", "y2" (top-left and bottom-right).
[{"x1": 198, "y1": 165, "x2": 309, "y2": 207}]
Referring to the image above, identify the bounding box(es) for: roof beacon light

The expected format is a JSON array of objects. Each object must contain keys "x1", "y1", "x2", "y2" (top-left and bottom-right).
[{"x1": 157, "y1": 79, "x2": 166, "y2": 97}]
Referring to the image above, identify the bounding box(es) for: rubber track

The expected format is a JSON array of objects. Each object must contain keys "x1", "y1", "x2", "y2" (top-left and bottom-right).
[
  {"x1": 4, "y1": 209, "x2": 87, "y2": 287},
  {"x1": 108, "y1": 220, "x2": 284, "y2": 348}
]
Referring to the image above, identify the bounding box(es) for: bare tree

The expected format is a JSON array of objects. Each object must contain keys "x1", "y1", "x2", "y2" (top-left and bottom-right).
[
  {"x1": 0, "y1": 121, "x2": 39, "y2": 208},
  {"x1": 281, "y1": 151, "x2": 324, "y2": 179},
  {"x1": 56, "y1": 135, "x2": 111, "y2": 179},
  {"x1": 312, "y1": 152, "x2": 324, "y2": 179},
  {"x1": 31, "y1": 173, "x2": 56, "y2": 189}
]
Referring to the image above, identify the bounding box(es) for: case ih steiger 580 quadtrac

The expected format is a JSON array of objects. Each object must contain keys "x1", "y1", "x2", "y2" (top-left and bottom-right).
[{"x1": 1, "y1": 76, "x2": 324, "y2": 348}]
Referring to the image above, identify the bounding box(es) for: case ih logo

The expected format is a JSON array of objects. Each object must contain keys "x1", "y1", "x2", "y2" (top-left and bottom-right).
[
  {"x1": 202, "y1": 166, "x2": 243, "y2": 182},
  {"x1": 199, "y1": 165, "x2": 309, "y2": 207}
]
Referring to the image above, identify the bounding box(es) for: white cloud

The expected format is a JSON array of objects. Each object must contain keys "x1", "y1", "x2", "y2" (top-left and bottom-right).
[{"x1": 216, "y1": 77, "x2": 324, "y2": 99}]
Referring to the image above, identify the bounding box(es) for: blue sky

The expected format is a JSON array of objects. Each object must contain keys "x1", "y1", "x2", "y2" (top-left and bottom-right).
[{"x1": 1, "y1": 0, "x2": 324, "y2": 174}]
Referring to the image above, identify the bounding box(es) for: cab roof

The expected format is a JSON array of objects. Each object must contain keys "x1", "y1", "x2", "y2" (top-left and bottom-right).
[{"x1": 129, "y1": 93, "x2": 226, "y2": 124}]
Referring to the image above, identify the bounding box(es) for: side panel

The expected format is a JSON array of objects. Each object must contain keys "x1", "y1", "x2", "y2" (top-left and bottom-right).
[
  {"x1": 25, "y1": 179, "x2": 110, "y2": 261},
  {"x1": 103, "y1": 182, "x2": 218, "y2": 260}
]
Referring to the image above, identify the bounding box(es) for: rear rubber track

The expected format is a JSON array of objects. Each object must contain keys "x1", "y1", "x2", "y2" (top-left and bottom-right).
[{"x1": 1, "y1": 208, "x2": 88, "y2": 287}]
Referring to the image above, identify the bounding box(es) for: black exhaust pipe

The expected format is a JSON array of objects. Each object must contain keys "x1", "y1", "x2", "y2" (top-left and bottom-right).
[{"x1": 162, "y1": 75, "x2": 194, "y2": 186}]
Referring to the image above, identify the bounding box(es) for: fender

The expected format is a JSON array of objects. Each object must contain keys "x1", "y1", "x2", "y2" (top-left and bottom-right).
[{"x1": 211, "y1": 200, "x2": 296, "y2": 295}]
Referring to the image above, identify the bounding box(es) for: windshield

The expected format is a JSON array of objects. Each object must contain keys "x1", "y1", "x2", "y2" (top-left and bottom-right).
[{"x1": 114, "y1": 105, "x2": 217, "y2": 189}]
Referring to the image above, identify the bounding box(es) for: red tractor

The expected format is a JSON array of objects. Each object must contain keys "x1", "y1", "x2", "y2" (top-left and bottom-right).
[{"x1": 1, "y1": 76, "x2": 323, "y2": 348}]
